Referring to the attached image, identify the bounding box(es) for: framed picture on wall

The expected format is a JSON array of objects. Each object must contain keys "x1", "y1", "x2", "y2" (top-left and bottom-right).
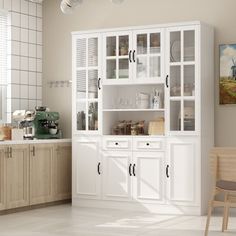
[{"x1": 220, "y1": 44, "x2": 236, "y2": 104}]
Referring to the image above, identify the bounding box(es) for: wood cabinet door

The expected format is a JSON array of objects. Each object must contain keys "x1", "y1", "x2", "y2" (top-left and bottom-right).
[
  {"x1": 0, "y1": 147, "x2": 6, "y2": 210},
  {"x1": 6, "y1": 145, "x2": 29, "y2": 209},
  {"x1": 102, "y1": 151, "x2": 132, "y2": 201},
  {"x1": 133, "y1": 152, "x2": 165, "y2": 203},
  {"x1": 30, "y1": 144, "x2": 54, "y2": 205},
  {"x1": 166, "y1": 137, "x2": 199, "y2": 206},
  {"x1": 73, "y1": 137, "x2": 101, "y2": 199},
  {"x1": 53, "y1": 143, "x2": 72, "y2": 201}
]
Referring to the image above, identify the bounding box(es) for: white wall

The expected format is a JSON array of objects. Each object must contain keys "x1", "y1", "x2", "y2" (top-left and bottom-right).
[{"x1": 43, "y1": 0, "x2": 236, "y2": 145}]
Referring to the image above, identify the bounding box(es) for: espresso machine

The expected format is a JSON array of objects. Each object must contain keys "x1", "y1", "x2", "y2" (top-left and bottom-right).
[{"x1": 33, "y1": 111, "x2": 61, "y2": 139}]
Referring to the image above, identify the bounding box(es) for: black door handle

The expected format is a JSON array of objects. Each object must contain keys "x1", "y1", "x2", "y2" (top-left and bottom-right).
[
  {"x1": 129, "y1": 164, "x2": 132, "y2": 176},
  {"x1": 166, "y1": 165, "x2": 170, "y2": 178},
  {"x1": 133, "y1": 164, "x2": 136, "y2": 176},
  {"x1": 132, "y1": 50, "x2": 136, "y2": 63},
  {"x1": 129, "y1": 50, "x2": 132, "y2": 63},
  {"x1": 98, "y1": 78, "x2": 101, "y2": 90},
  {"x1": 165, "y1": 75, "x2": 169, "y2": 88},
  {"x1": 97, "y1": 162, "x2": 101, "y2": 175}
]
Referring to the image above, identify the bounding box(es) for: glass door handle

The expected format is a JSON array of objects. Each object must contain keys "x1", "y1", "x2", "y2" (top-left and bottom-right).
[
  {"x1": 129, "y1": 50, "x2": 132, "y2": 63},
  {"x1": 98, "y1": 78, "x2": 101, "y2": 90},
  {"x1": 165, "y1": 75, "x2": 169, "y2": 88},
  {"x1": 132, "y1": 50, "x2": 136, "y2": 63}
]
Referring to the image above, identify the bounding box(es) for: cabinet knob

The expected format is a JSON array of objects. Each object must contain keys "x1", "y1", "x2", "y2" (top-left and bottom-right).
[
  {"x1": 146, "y1": 143, "x2": 150, "y2": 146},
  {"x1": 115, "y1": 142, "x2": 118, "y2": 146}
]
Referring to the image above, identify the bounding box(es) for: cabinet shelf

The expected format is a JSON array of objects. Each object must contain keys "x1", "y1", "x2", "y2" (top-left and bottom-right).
[
  {"x1": 169, "y1": 61, "x2": 195, "y2": 66},
  {"x1": 169, "y1": 96, "x2": 195, "y2": 101},
  {"x1": 106, "y1": 56, "x2": 129, "y2": 60},
  {"x1": 103, "y1": 108, "x2": 165, "y2": 112}
]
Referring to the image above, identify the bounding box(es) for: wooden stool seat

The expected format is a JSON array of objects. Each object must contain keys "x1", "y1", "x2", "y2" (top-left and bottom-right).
[{"x1": 217, "y1": 180, "x2": 236, "y2": 191}]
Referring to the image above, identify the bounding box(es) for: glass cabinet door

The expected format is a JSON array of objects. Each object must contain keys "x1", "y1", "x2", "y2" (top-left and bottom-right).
[
  {"x1": 75, "y1": 35, "x2": 101, "y2": 133},
  {"x1": 167, "y1": 28, "x2": 196, "y2": 132},
  {"x1": 134, "y1": 30, "x2": 163, "y2": 82},
  {"x1": 104, "y1": 32, "x2": 132, "y2": 82}
]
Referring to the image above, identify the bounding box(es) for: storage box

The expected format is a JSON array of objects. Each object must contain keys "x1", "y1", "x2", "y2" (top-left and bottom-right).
[{"x1": 148, "y1": 118, "x2": 165, "y2": 135}]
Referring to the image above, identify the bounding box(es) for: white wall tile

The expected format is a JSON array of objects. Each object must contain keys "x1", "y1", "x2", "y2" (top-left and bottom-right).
[
  {"x1": 29, "y1": 58, "x2": 36, "y2": 71},
  {"x1": 29, "y1": 30, "x2": 36, "y2": 43},
  {"x1": 12, "y1": 41, "x2": 20, "y2": 55},
  {"x1": 36, "y1": 17, "x2": 42, "y2": 31},
  {"x1": 29, "y1": 71, "x2": 36, "y2": 85},
  {"x1": 20, "y1": 99, "x2": 28, "y2": 110},
  {"x1": 12, "y1": 98, "x2": 20, "y2": 112},
  {"x1": 36, "y1": 45, "x2": 42, "y2": 58},
  {"x1": 29, "y1": 16, "x2": 36, "y2": 30},
  {"x1": 12, "y1": 84, "x2": 20, "y2": 98},
  {"x1": 37, "y1": 72, "x2": 42, "y2": 86},
  {"x1": 36, "y1": 4, "x2": 42, "y2": 17},
  {"x1": 20, "y1": 71, "x2": 28, "y2": 84},
  {"x1": 29, "y1": 99, "x2": 36, "y2": 110},
  {"x1": 12, "y1": 0, "x2": 21, "y2": 12},
  {"x1": 20, "y1": 42, "x2": 28, "y2": 57},
  {"x1": 12, "y1": 70, "x2": 20, "y2": 84},
  {"x1": 36, "y1": 31, "x2": 42, "y2": 45},
  {"x1": 4, "y1": 0, "x2": 11, "y2": 10},
  {"x1": 20, "y1": 84, "x2": 28, "y2": 99},
  {"x1": 20, "y1": 56, "x2": 28, "y2": 70},
  {"x1": 36, "y1": 59, "x2": 42, "y2": 72},
  {"x1": 29, "y1": 86, "x2": 36, "y2": 99},
  {"x1": 12, "y1": 55, "x2": 20, "y2": 70},
  {"x1": 21, "y1": 28, "x2": 28, "y2": 42},
  {"x1": 21, "y1": 14, "x2": 28, "y2": 28},
  {"x1": 37, "y1": 86, "x2": 42, "y2": 99},
  {"x1": 29, "y1": 44, "x2": 36, "y2": 57},
  {"x1": 11, "y1": 12, "x2": 20, "y2": 27},
  {"x1": 29, "y1": 2, "x2": 36, "y2": 16},
  {"x1": 20, "y1": 0, "x2": 28, "y2": 14},
  {"x1": 11, "y1": 26, "x2": 20, "y2": 41}
]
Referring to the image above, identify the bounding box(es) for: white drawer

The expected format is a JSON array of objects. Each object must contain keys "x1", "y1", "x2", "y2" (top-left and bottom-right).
[
  {"x1": 103, "y1": 137, "x2": 132, "y2": 150},
  {"x1": 133, "y1": 138, "x2": 164, "y2": 151}
]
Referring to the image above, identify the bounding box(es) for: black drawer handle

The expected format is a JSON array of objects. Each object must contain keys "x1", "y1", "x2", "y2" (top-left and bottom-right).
[
  {"x1": 165, "y1": 75, "x2": 169, "y2": 88},
  {"x1": 129, "y1": 164, "x2": 132, "y2": 176},
  {"x1": 129, "y1": 50, "x2": 132, "y2": 63},
  {"x1": 132, "y1": 50, "x2": 136, "y2": 63},
  {"x1": 146, "y1": 143, "x2": 150, "y2": 146},
  {"x1": 98, "y1": 78, "x2": 101, "y2": 90},
  {"x1": 97, "y1": 162, "x2": 101, "y2": 175},
  {"x1": 133, "y1": 164, "x2": 136, "y2": 176},
  {"x1": 115, "y1": 142, "x2": 118, "y2": 146},
  {"x1": 166, "y1": 165, "x2": 170, "y2": 178}
]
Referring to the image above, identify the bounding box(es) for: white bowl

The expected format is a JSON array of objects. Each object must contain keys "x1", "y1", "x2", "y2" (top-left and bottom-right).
[{"x1": 49, "y1": 128, "x2": 57, "y2": 135}]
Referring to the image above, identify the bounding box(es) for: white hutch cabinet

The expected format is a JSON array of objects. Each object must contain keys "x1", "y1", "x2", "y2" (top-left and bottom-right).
[{"x1": 72, "y1": 21, "x2": 214, "y2": 215}]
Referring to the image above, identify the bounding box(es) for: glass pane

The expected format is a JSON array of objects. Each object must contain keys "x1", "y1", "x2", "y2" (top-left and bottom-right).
[
  {"x1": 107, "y1": 59, "x2": 116, "y2": 79},
  {"x1": 119, "y1": 35, "x2": 129, "y2": 56},
  {"x1": 119, "y1": 59, "x2": 129, "y2": 79},
  {"x1": 76, "y1": 70, "x2": 86, "y2": 99},
  {"x1": 184, "y1": 65, "x2": 195, "y2": 96},
  {"x1": 170, "y1": 31, "x2": 181, "y2": 62},
  {"x1": 88, "y1": 38, "x2": 98, "y2": 67},
  {"x1": 76, "y1": 38, "x2": 86, "y2": 68},
  {"x1": 137, "y1": 34, "x2": 147, "y2": 55},
  {"x1": 184, "y1": 30, "x2": 195, "y2": 61},
  {"x1": 170, "y1": 100, "x2": 181, "y2": 131},
  {"x1": 88, "y1": 70, "x2": 98, "y2": 99},
  {"x1": 184, "y1": 101, "x2": 195, "y2": 131},
  {"x1": 137, "y1": 57, "x2": 147, "y2": 78},
  {"x1": 88, "y1": 102, "x2": 98, "y2": 130},
  {"x1": 77, "y1": 102, "x2": 86, "y2": 130},
  {"x1": 150, "y1": 33, "x2": 160, "y2": 54},
  {"x1": 107, "y1": 36, "x2": 116, "y2": 56},
  {"x1": 170, "y1": 66, "x2": 181, "y2": 97},
  {"x1": 150, "y1": 56, "x2": 160, "y2": 77}
]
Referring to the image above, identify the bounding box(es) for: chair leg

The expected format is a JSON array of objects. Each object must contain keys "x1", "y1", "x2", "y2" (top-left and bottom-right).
[
  {"x1": 225, "y1": 205, "x2": 230, "y2": 230},
  {"x1": 205, "y1": 201, "x2": 213, "y2": 236},
  {"x1": 222, "y1": 192, "x2": 229, "y2": 232}
]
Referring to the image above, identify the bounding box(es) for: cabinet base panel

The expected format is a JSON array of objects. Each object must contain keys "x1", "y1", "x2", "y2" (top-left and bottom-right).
[
  {"x1": 0, "y1": 199, "x2": 71, "y2": 215},
  {"x1": 72, "y1": 198, "x2": 201, "y2": 215}
]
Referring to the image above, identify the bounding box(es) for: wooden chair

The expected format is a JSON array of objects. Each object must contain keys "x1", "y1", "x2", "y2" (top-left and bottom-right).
[{"x1": 205, "y1": 148, "x2": 236, "y2": 236}]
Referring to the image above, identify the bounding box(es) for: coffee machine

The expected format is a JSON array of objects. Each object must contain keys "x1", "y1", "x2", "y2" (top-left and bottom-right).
[{"x1": 33, "y1": 111, "x2": 61, "y2": 139}]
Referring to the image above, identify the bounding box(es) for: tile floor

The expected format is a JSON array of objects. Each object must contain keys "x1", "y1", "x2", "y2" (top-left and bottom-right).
[{"x1": 0, "y1": 204, "x2": 235, "y2": 236}]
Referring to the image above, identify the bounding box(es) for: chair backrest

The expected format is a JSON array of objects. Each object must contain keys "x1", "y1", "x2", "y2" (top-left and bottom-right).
[{"x1": 210, "y1": 148, "x2": 236, "y2": 182}]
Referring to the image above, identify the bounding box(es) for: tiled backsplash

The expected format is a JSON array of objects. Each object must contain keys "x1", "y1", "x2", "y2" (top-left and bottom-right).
[{"x1": 0, "y1": 0, "x2": 43, "y2": 121}]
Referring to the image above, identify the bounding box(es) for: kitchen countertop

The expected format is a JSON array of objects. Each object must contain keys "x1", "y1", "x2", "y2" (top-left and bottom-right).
[{"x1": 0, "y1": 138, "x2": 71, "y2": 145}]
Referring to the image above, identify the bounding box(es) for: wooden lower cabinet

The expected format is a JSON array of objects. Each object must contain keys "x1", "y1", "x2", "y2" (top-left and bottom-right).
[
  {"x1": 6, "y1": 145, "x2": 29, "y2": 209},
  {"x1": 53, "y1": 143, "x2": 72, "y2": 201}
]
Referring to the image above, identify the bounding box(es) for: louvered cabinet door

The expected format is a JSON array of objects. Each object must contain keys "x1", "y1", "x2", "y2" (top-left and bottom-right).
[{"x1": 73, "y1": 34, "x2": 102, "y2": 134}]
